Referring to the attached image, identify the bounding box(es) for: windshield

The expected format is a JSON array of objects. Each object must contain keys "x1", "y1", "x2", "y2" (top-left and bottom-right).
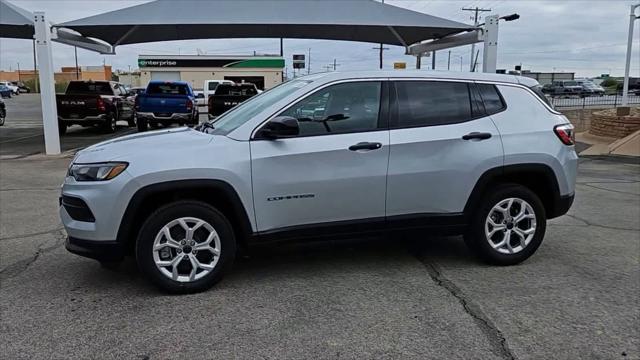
[
  {"x1": 529, "y1": 85, "x2": 553, "y2": 107},
  {"x1": 206, "y1": 80, "x2": 312, "y2": 136}
]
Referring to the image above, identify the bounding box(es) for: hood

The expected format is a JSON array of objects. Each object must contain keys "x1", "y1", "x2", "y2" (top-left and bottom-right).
[{"x1": 73, "y1": 127, "x2": 213, "y2": 163}]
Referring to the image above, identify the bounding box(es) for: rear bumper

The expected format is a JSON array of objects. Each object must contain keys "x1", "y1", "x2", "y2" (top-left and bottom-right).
[
  {"x1": 550, "y1": 193, "x2": 574, "y2": 219},
  {"x1": 66, "y1": 236, "x2": 125, "y2": 261},
  {"x1": 58, "y1": 114, "x2": 107, "y2": 123},
  {"x1": 137, "y1": 112, "x2": 196, "y2": 122}
]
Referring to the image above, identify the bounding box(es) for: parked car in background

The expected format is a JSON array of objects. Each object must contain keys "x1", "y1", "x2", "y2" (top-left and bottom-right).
[
  {"x1": 542, "y1": 80, "x2": 583, "y2": 96},
  {"x1": 129, "y1": 86, "x2": 146, "y2": 97},
  {"x1": 0, "y1": 98, "x2": 5, "y2": 126},
  {"x1": 11, "y1": 81, "x2": 31, "y2": 93},
  {"x1": 61, "y1": 71, "x2": 577, "y2": 293},
  {"x1": 0, "y1": 84, "x2": 12, "y2": 98},
  {"x1": 0, "y1": 81, "x2": 20, "y2": 95},
  {"x1": 207, "y1": 82, "x2": 259, "y2": 118},
  {"x1": 193, "y1": 90, "x2": 207, "y2": 107},
  {"x1": 203, "y1": 79, "x2": 234, "y2": 100},
  {"x1": 135, "y1": 81, "x2": 199, "y2": 132},
  {"x1": 56, "y1": 80, "x2": 136, "y2": 135},
  {"x1": 575, "y1": 80, "x2": 605, "y2": 96}
]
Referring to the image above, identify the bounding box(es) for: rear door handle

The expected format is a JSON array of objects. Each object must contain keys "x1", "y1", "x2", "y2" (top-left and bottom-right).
[
  {"x1": 462, "y1": 132, "x2": 492, "y2": 141},
  {"x1": 349, "y1": 142, "x2": 383, "y2": 151}
]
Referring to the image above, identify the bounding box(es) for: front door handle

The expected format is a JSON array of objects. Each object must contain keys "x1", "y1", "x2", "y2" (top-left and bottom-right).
[
  {"x1": 349, "y1": 142, "x2": 383, "y2": 151},
  {"x1": 462, "y1": 132, "x2": 492, "y2": 141}
]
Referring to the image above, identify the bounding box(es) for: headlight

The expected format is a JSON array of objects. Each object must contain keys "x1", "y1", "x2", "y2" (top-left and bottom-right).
[{"x1": 68, "y1": 162, "x2": 128, "y2": 181}]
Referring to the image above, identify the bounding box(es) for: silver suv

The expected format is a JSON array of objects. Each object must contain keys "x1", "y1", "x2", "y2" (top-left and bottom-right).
[{"x1": 61, "y1": 71, "x2": 577, "y2": 293}]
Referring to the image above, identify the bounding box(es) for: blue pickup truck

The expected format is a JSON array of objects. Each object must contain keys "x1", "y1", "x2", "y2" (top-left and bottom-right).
[{"x1": 135, "y1": 81, "x2": 199, "y2": 132}]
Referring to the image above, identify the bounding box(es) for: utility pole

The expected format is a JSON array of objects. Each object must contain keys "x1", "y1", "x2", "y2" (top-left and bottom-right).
[
  {"x1": 431, "y1": 51, "x2": 436, "y2": 70},
  {"x1": 17, "y1": 62, "x2": 21, "y2": 81},
  {"x1": 373, "y1": 44, "x2": 390, "y2": 69},
  {"x1": 622, "y1": 4, "x2": 640, "y2": 107},
  {"x1": 332, "y1": 58, "x2": 340, "y2": 71},
  {"x1": 447, "y1": 51, "x2": 451, "y2": 70},
  {"x1": 462, "y1": 6, "x2": 491, "y2": 72},
  {"x1": 74, "y1": 46, "x2": 79, "y2": 80},
  {"x1": 308, "y1": 48, "x2": 311, "y2": 75}
]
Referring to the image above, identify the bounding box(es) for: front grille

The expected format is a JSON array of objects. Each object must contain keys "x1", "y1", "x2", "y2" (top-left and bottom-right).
[{"x1": 61, "y1": 195, "x2": 95, "y2": 222}]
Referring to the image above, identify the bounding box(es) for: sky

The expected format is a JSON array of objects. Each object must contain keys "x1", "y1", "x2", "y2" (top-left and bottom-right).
[{"x1": 1, "y1": 0, "x2": 639, "y2": 78}]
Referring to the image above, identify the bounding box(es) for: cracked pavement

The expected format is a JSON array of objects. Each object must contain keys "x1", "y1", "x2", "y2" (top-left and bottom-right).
[{"x1": 0, "y1": 156, "x2": 638, "y2": 359}]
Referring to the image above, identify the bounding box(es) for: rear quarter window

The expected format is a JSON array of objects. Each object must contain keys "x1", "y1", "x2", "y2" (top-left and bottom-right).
[{"x1": 476, "y1": 83, "x2": 506, "y2": 115}]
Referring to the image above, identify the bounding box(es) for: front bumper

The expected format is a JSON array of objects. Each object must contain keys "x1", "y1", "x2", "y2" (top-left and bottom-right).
[{"x1": 66, "y1": 236, "x2": 125, "y2": 261}]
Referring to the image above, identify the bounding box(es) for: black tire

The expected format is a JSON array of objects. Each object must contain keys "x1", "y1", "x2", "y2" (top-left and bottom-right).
[
  {"x1": 136, "y1": 201, "x2": 236, "y2": 294},
  {"x1": 102, "y1": 112, "x2": 116, "y2": 133},
  {"x1": 58, "y1": 122, "x2": 67, "y2": 135},
  {"x1": 137, "y1": 116, "x2": 147, "y2": 132},
  {"x1": 127, "y1": 113, "x2": 137, "y2": 128},
  {"x1": 464, "y1": 183, "x2": 546, "y2": 266}
]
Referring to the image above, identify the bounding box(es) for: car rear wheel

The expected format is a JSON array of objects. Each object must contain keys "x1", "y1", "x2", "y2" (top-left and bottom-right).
[
  {"x1": 102, "y1": 113, "x2": 116, "y2": 133},
  {"x1": 464, "y1": 184, "x2": 546, "y2": 265},
  {"x1": 127, "y1": 113, "x2": 137, "y2": 128},
  {"x1": 137, "y1": 116, "x2": 148, "y2": 132},
  {"x1": 136, "y1": 201, "x2": 236, "y2": 293}
]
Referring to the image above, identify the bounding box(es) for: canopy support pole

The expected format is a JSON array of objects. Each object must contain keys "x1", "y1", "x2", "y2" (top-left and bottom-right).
[
  {"x1": 482, "y1": 15, "x2": 498, "y2": 73},
  {"x1": 34, "y1": 11, "x2": 60, "y2": 155}
]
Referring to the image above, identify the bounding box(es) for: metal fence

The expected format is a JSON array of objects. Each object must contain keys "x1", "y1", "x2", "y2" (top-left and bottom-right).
[{"x1": 550, "y1": 94, "x2": 640, "y2": 109}]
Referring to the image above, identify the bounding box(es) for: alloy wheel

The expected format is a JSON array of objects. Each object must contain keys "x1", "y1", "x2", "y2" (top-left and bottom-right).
[
  {"x1": 484, "y1": 197, "x2": 537, "y2": 254},
  {"x1": 152, "y1": 217, "x2": 221, "y2": 282}
]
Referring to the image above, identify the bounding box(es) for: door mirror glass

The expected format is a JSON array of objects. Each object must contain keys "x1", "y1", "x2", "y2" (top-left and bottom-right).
[{"x1": 257, "y1": 116, "x2": 299, "y2": 139}]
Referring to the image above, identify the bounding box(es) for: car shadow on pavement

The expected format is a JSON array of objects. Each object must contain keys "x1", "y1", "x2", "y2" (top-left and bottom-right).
[{"x1": 77, "y1": 234, "x2": 483, "y2": 294}]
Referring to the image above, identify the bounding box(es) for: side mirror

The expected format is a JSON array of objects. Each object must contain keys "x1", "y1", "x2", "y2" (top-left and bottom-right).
[{"x1": 257, "y1": 116, "x2": 299, "y2": 139}]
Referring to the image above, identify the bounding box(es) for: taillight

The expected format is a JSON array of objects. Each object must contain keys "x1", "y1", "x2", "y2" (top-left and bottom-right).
[
  {"x1": 96, "y1": 97, "x2": 106, "y2": 112},
  {"x1": 186, "y1": 99, "x2": 193, "y2": 112},
  {"x1": 554, "y1": 124, "x2": 575, "y2": 146}
]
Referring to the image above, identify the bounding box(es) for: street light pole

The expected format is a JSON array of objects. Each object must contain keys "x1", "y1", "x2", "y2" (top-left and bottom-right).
[{"x1": 622, "y1": 4, "x2": 640, "y2": 106}]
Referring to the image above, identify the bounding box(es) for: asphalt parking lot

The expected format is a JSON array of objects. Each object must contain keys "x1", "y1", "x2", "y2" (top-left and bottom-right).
[
  {"x1": 1, "y1": 156, "x2": 638, "y2": 358},
  {"x1": 0, "y1": 94, "x2": 207, "y2": 159},
  {"x1": 0, "y1": 96, "x2": 639, "y2": 359}
]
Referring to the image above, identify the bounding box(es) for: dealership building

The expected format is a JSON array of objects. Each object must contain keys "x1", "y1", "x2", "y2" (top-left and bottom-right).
[{"x1": 138, "y1": 55, "x2": 285, "y2": 90}]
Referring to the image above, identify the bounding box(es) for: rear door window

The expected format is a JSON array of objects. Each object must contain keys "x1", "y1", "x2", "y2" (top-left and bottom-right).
[{"x1": 392, "y1": 81, "x2": 472, "y2": 128}]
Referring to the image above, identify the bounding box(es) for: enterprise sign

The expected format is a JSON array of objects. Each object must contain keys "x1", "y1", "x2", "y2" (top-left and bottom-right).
[{"x1": 137, "y1": 58, "x2": 285, "y2": 69}]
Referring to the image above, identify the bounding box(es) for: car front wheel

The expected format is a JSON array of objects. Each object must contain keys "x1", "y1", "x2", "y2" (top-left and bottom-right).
[
  {"x1": 136, "y1": 201, "x2": 236, "y2": 293},
  {"x1": 464, "y1": 184, "x2": 546, "y2": 265}
]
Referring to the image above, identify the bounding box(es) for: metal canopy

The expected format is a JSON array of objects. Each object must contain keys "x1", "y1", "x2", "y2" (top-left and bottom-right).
[
  {"x1": 0, "y1": 0, "x2": 113, "y2": 53},
  {"x1": 57, "y1": 0, "x2": 472, "y2": 47},
  {"x1": 0, "y1": 0, "x2": 34, "y2": 39}
]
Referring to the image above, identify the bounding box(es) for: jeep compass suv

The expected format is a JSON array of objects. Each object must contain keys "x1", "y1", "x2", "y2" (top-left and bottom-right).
[{"x1": 61, "y1": 71, "x2": 577, "y2": 293}]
